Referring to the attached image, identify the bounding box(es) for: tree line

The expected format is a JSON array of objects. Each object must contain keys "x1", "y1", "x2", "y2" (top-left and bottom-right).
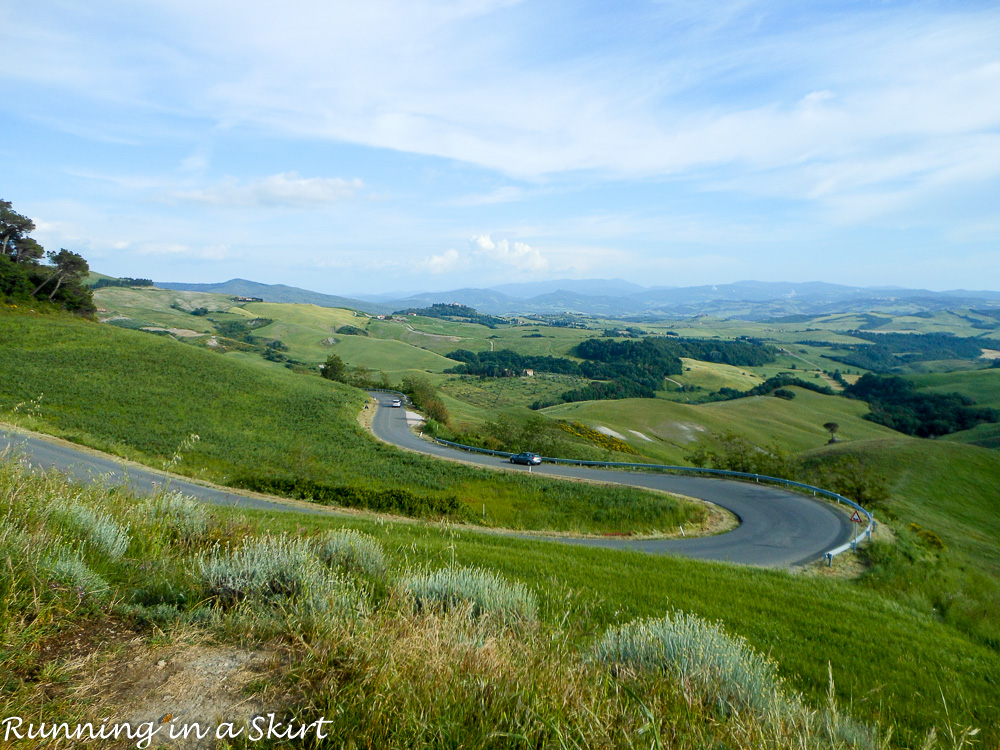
[
  {"x1": 825, "y1": 331, "x2": 984, "y2": 372},
  {"x1": 392, "y1": 303, "x2": 511, "y2": 329},
  {"x1": 1, "y1": 199, "x2": 95, "y2": 315},
  {"x1": 843, "y1": 373, "x2": 999, "y2": 438}
]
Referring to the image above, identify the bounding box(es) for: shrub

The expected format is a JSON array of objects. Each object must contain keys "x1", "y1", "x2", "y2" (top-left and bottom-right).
[
  {"x1": 592, "y1": 611, "x2": 785, "y2": 716},
  {"x1": 147, "y1": 491, "x2": 209, "y2": 542},
  {"x1": 910, "y1": 523, "x2": 946, "y2": 551},
  {"x1": 234, "y1": 476, "x2": 469, "y2": 520},
  {"x1": 51, "y1": 503, "x2": 131, "y2": 560},
  {"x1": 45, "y1": 553, "x2": 110, "y2": 600},
  {"x1": 194, "y1": 534, "x2": 348, "y2": 612},
  {"x1": 398, "y1": 565, "x2": 537, "y2": 625},
  {"x1": 314, "y1": 529, "x2": 386, "y2": 577}
]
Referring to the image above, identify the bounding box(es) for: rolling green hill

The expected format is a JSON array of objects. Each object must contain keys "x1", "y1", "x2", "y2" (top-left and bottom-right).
[
  {"x1": 908, "y1": 367, "x2": 1000, "y2": 408},
  {"x1": 2, "y1": 309, "x2": 1000, "y2": 744},
  {"x1": 0, "y1": 312, "x2": 697, "y2": 535},
  {"x1": 542, "y1": 388, "x2": 900, "y2": 464}
]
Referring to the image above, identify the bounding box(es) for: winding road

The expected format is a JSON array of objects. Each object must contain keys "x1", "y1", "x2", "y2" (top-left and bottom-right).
[
  {"x1": 369, "y1": 393, "x2": 853, "y2": 567},
  {"x1": 1, "y1": 394, "x2": 852, "y2": 568}
]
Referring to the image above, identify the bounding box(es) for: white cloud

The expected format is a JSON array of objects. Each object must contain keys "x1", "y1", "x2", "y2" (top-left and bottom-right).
[
  {"x1": 418, "y1": 248, "x2": 466, "y2": 274},
  {"x1": 171, "y1": 173, "x2": 363, "y2": 207},
  {"x1": 470, "y1": 234, "x2": 548, "y2": 272}
]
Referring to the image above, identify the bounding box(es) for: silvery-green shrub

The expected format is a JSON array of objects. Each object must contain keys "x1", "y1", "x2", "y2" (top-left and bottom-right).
[
  {"x1": 398, "y1": 565, "x2": 536, "y2": 624},
  {"x1": 148, "y1": 491, "x2": 209, "y2": 542},
  {"x1": 592, "y1": 611, "x2": 784, "y2": 716},
  {"x1": 52, "y1": 503, "x2": 131, "y2": 560},
  {"x1": 314, "y1": 529, "x2": 386, "y2": 577},
  {"x1": 194, "y1": 533, "x2": 361, "y2": 617}
]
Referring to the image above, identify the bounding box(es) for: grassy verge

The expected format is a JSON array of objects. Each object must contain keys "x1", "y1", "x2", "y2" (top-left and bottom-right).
[
  {"x1": 804, "y1": 438, "x2": 1000, "y2": 651},
  {"x1": 2, "y1": 459, "x2": 996, "y2": 747}
]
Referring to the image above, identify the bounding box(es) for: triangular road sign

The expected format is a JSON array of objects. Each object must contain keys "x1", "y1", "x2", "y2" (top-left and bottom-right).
[{"x1": 850, "y1": 510, "x2": 863, "y2": 523}]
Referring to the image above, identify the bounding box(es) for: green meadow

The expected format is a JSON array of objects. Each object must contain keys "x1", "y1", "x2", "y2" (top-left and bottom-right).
[
  {"x1": 542, "y1": 388, "x2": 900, "y2": 464},
  {"x1": 2, "y1": 306, "x2": 1000, "y2": 745},
  {"x1": 2, "y1": 451, "x2": 998, "y2": 747},
  {"x1": 0, "y1": 312, "x2": 698, "y2": 536}
]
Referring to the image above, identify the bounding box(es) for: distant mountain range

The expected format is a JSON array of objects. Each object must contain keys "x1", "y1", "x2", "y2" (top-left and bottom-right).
[{"x1": 156, "y1": 278, "x2": 1000, "y2": 320}]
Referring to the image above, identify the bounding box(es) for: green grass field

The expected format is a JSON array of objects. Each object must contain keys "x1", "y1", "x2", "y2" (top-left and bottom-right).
[
  {"x1": 543, "y1": 388, "x2": 899, "y2": 464},
  {"x1": 0, "y1": 311, "x2": 699, "y2": 536},
  {"x1": 2, "y1": 456, "x2": 998, "y2": 747},
  {"x1": 3, "y1": 308, "x2": 1000, "y2": 745},
  {"x1": 94, "y1": 286, "x2": 237, "y2": 332},
  {"x1": 908, "y1": 367, "x2": 1000, "y2": 408}
]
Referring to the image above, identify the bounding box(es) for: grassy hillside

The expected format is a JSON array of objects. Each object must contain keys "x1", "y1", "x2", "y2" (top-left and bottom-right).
[
  {"x1": 543, "y1": 388, "x2": 899, "y2": 464},
  {"x1": 0, "y1": 312, "x2": 699, "y2": 535},
  {"x1": 800, "y1": 437, "x2": 1000, "y2": 651},
  {"x1": 2, "y1": 455, "x2": 998, "y2": 747},
  {"x1": 95, "y1": 286, "x2": 241, "y2": 332},
  {"x1": 3, "y1": 309, "x2": 1000, "y2": 744},
  {"x1": 908, "y1": 367, "x2": 1000, "y2": 408}
]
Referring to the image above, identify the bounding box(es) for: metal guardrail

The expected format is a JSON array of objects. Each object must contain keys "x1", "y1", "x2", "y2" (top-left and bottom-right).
[{"x1": 429, "y1": 436, "x2": 874, "y2": 565}]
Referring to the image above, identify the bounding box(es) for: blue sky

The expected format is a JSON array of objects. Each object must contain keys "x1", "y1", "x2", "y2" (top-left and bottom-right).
[{"x1": 2, "y1": 0, "x2": 999, "y2": 294}]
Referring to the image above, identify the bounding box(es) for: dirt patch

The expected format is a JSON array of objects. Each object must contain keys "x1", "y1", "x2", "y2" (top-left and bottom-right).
[
  {"x1": 595, "y1": 425, "x2": 626, "y2": 440},
  {"x1": 141, "y1": 327, "x2": 205, "y2": 338},
  {"x1": 86, "y1": 643, "x2": 284, "y2": 749},
  {"x1": 38, "y1": 618, "x2": 139, "y2": 667},
  {"x1": 357, "y1": 397, "x2": 377, "y2": 430}
]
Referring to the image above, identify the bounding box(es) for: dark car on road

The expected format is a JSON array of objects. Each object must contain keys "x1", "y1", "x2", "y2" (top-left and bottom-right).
[{"x1": 510, "y1": 452, "x2": 542, "y2": 466}]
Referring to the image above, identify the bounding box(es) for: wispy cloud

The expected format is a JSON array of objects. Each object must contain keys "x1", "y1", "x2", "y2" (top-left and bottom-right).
[
  {"x1": 6, "y1": 1, "x2": 1000, "y2": 292},
  {"x1": 171, "y1": 173, "x2": 363, "y2": 208}
]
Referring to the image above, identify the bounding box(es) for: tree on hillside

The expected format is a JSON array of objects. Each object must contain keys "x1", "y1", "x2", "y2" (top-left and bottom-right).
[
  {"x1": 31, "y1": 249, "x2": 90, "y2": 299},
  {"x1": 0, "y1": 200, "x2": 95, "y2": 315},
  {"x1": 321, "y1": 353, "x2": 347, "y2": 381},
  {"x1": 0, "y1": 200, "x2": 36, "y2": 260},
  {"x1": 809, "y1": 455, "x2": 890, "y2": 509},
  {"x1": 823, "y1": 422, "x2": 840, "y2": 443}
]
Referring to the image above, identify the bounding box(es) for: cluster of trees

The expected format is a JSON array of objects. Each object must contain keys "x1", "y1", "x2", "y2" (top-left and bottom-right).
[
  {"x1": 452, "y1": 335, "x2": 776, "y2": 409},
  {"x1": 214, "y1": 318, "x2": 273, "y2": 340},
  {"x1": 91, "y1": 277, "x2": 153, "y2": 289},
  {"x1": 844, "y1": 374, "x2": 999, "y2": 438},
  {"x1": 828, "y1": 331, "x2": 984, "y2": 372},
  {"x1": 714, "y1": 373, "x2": 835, "y2": 401},
  {"x1": 335, "y1": 324, "x2": 369, "y2": 337},
  {"x1": 575, "y1": 336, "x2": 775, "y2": 370},
  {"x1": 212, "y1": 318, "x2": 303, "y2": 364},
  {"x1": 687, "y1": 431, "x2": 891, "y2": 508},
  {"x1": 0, "y1": 199, "x2": 95, "y2": 315},
  {"x1": 601, "y1": 326, "x2": 647, "y2": 338},
  {"x1": 447, "y1": 349, "x2": 581, "y2": 377},
  {"x1": 399, "y1": 375, "x2": 450, "y2": 426},
  {"x1": 393, "y1": 303, "x2": 510, "y2": 329},
  {"x1": 320, "y1": 353, "x2": 393, "y2": 392}
]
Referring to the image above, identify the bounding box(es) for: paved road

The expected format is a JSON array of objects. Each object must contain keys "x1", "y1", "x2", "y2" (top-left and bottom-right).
[
  {"x1": 2, "y1": 399, "x2": 852, "y2": 568},
  {"x1": 0, "y1": 427, "x2": 330, "y2": 516},
  {"x1": 370, "y1": 393, "x2": 853, "y2": 567}
]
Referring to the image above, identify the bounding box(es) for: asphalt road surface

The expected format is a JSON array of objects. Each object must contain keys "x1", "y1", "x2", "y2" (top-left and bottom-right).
[
  {"x1": 0, "y1": 427, "x2": 329, "y2": 516},
  {"x1": 2, "y1": 397, "x2": 852, "y2": 567},
  {"x1": 370, "y1": 393, "x2": 853, "y2": 567}
]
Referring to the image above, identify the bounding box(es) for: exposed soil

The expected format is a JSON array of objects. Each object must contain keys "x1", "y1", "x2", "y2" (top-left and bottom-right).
[{"x1": 89, "y1": 643, "x2": 283, "y2": 749}]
